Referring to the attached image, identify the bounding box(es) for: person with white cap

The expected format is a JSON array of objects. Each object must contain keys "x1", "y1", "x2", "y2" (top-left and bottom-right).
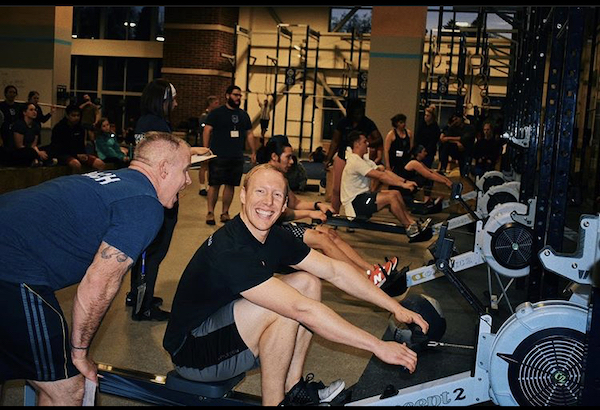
[{"x1": 126, "y1": 79, "x2": 181, "y2": 321}]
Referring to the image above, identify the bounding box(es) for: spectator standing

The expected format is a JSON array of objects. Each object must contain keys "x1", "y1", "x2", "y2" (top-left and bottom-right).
[
  {"x1": 324, "y1": 98, "x2": 382, "y2": 213},
  {"x1": 50, "y1": 104, "x2": 105, "y2": 172},
  {"x1": 384, "y1": 113, "x2": 413, "y2": 176},
  {"x1": 0, "y1": 85, "x2": 21, "y2": 148},
  {"x1": 414, "y1": 105, "x2": 441, "y2": 169},
  {"x1": 203, "y1": 84, "x2": 257, "y2": 225},
  {"x1": 27, "y1": 90, "x2": 56, "y2": 127},
  {"x1": 79, "y1": 94, "x2": 101, "y2": 132},
  {"x1": 126, "y1": 79, "x2": 179, "y2": 321},
  {"x1": 257, "y1": 93, "x2": 273, "y2": 143},
  {"x1": 197, "y1": 95, "x2": 220, "y2": 196}
]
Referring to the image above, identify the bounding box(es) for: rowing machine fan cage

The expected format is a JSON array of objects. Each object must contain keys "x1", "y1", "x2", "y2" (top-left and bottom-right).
[
  {"x1": 487, "y1": 300, "x2": 587, "y2": 406},
  {"x1": 480, "y1": 202, "x2": 532, "y2": 277},
  {"x1": 477, "y1": 181, "x2": 521, "y2": 216}
]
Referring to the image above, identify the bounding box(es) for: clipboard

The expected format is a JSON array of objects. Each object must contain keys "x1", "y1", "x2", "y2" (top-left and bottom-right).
[{"x1": 190, "y1": 154, "x2": 217, "y2": 168}]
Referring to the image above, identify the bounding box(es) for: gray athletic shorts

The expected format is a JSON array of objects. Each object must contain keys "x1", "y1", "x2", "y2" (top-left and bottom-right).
[{"x1": 172, "y1": 299, "x2": 260, "y2": 382}]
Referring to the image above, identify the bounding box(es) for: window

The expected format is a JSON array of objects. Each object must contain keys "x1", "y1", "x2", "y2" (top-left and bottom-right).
[
  {"x1": 103, "y1": 58, "x2": 126, "y2": 91},
  {"x1": 329, "y1": 7, "x2": 372, "y2": 34},
  {"x1": 72, "y1": 6, "x2": 165, "y2": 42},
  {"x1": 72, "y1": 7, "x2": 101, "y2": 39},
  {"x1": 126, "y1": 58, "x2": 150, "y2": 92},
  {"x1": 73, "y1": 56, "x2": 99, "y2": 92}
]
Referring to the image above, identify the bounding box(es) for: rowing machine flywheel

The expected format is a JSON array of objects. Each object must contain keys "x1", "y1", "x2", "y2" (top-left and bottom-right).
[
  {"x1": 487, "y1": 300, "x2": 587, "y2": 406},
  {"x1": 480, "y1": 202, "x2": 531, "y2": 278},
  {"x1": 489, "y1": 222, "x2": 533, "y2": 270}
]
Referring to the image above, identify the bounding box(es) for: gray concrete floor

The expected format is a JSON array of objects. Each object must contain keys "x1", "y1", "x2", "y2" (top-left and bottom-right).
[{"x1": 0, "y1": 167, "x2": 462, "y2": 406}]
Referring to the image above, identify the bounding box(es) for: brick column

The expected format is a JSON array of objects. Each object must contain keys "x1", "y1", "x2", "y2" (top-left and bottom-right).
[{"x1": 161, "y1": 7, "x2": 239, "y2": 129}]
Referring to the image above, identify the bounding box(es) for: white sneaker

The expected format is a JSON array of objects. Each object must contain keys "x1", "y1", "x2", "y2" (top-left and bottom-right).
[{"x1": 317, "y1": 378, "x2": 346, "y2": 403}]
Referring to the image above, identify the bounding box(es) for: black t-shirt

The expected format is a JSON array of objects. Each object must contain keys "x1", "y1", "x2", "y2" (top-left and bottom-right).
[
  {"x1": 415, "y1": 121, "x2": 440, "y2": 156},
  {"x1": 0, "y1": 101, "x2": 21, "y2": 142},
  {"x1": 50, "y1": 117, "x2": 86, "y2": 157},
  {"x1": 163, "y1": 214, "x2": 311, "y2": 355},
  {"x1": 205, "y1": 105, "x2": 252, "y2": 158},
  {"x1": 388, "y1": 129, "x2": 411, "y2": 174},
  {"x1": 7, "y1": 119, "x2": 40, "y2": 151}
]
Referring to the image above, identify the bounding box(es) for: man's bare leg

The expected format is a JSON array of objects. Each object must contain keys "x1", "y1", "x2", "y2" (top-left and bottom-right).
[
  {"x1": 314, "y1": 225, "x2": 374, "y2": 271},
  {"x1": 376, "y1": 190, "x2": 416, "y2": 227},
  {"x1": 305, "y1": 228, "x2": 372, "y2": 272},
  {"x1": 28, "y1": 375, "x2": 85, "y2": 406},
  {"x1": 234, "y1": 271, "x2": 322, "y2": 405},
  {"x1": 221, "y1": 185, "x2": 235, "y2": 217}
]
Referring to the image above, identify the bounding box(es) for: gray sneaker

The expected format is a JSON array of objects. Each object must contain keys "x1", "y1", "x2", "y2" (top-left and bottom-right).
[{"x1": 406, "y1": 223, "x2": 420, "y2": 237}]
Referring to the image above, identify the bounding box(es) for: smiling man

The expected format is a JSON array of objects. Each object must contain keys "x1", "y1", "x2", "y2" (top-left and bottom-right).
[
  {"x1": 164, "y1": 163, "x2": 429, "y2": 406},
  {"x1": 0, "y1": 132, "x2": 192, "y2": 405}
]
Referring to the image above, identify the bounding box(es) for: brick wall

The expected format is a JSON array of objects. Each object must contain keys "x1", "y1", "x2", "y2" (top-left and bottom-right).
[{"x1": 162, "y1": 7, "x2": 239, "y2": 131}]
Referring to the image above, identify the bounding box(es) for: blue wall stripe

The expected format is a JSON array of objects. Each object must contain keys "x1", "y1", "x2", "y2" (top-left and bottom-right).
[
  {"x1": 0, "y1": 36, "x2": 71, "y2": 46},
  {"x1": 370, "y1": 52, "x2": 422, "y2": 60}
]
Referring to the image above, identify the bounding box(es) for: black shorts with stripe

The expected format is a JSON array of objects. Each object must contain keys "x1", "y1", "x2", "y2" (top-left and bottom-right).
[
  {"x1": 171, "y1": 300, "x2": 260, "y2": 382},
  {"x1": 0, "y1": 280, "x2": 79, "y2": 382}
]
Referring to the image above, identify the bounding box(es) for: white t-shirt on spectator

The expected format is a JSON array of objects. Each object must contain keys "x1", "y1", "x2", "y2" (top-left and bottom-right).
[{"x1": 341, "y1": 147, "x2": 377, "y2": 217}]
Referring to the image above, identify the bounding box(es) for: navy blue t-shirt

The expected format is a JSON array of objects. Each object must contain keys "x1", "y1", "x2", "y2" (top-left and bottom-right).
[
  {"x1": 0, "y1": 168, "x2": 164, "y2": 290},
  {"x1": 134, "y1": 114, "x2": 172, "y2": 144},
  {"x1": 205, "y1": 105, "x2": 252, "y2": 158},
  {"x1": 163, "y1": 214, "x2": 311, "y2": 355}
]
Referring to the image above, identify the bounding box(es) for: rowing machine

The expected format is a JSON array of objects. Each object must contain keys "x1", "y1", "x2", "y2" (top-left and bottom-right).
[
  {"x1": 24, "y1": 363, "x2": 261, "y2": 406},
  {"x1": 317, "y1": 211, "x2": 434, "y2": 243},
  {"x1": 348, "y1": 214, "x2": 594, "y2": 406}
]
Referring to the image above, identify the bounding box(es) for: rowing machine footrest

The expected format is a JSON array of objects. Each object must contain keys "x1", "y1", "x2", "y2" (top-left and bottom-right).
[{"x1": 165, "y1": 371, "x2": 245, "y2": 398}]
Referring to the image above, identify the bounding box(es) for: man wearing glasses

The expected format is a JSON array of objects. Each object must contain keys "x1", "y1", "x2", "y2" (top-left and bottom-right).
[{"x1": 203, "y1": 85, "x2": 258, "y2": 225}]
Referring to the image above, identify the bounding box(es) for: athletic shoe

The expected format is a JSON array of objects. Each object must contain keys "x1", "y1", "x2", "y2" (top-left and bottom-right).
[
  {"x1": 406, "y1": 223, "x2": 420, "y2": 238},
  {"x1": 385, "y1": 256, "x2": 399, "y2": 272},
  {"x1": 278, "y1": 373, "x2": 345, "y2": 406},
  {"x1": 125, "y1": 292, "x2": 163, "y2": 308},
  {"x1": 368, "y1": 264, "x2": 389, "y2": 287},
  {"x1": 132, "y1": 305, "x2": 170, "y2": 322}
]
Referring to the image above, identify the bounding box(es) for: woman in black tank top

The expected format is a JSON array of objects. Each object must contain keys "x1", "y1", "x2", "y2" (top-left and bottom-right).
[
  {"x1": 403, "y1": 145, "x2": 453, "y2": 203},
  {"x1": 384, "y1": 113, "x2": 413, "y2": 175}
]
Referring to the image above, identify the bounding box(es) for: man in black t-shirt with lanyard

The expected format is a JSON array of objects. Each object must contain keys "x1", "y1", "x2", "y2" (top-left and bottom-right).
[
  {"x1": 203, "y1": 85, "x2": 257, "y2": 225},
  {"x1": 163, "y1": 163, "x2": 429, "y2": 406}
]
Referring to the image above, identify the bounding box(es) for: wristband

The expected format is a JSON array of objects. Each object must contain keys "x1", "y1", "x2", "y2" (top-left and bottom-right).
[
  {"x1": 314, "y1": 201, "x2": 321, "y2": 211},
  {"x1": 71, "y1": 345, "x2": 89, "y2": 350}
]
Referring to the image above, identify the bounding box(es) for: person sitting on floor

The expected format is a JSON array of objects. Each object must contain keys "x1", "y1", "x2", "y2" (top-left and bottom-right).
[
  {"x1": 5, "y1": 103, "x2": 57, "y2": 167},
  {"x1": 50, "y1": 104, "x2": 105, "y2": 173},
  {"x1": 257, "y1": 137, "x2": 403, "y2": 292},
  {"x1": 163, "y1": 163, "x2": 429, "y2": 406},
  {"x1": 340, "y1": 130, "x2": 431, "y2": 242},
  {"x1": 94, "y1": 117, "x2": 130, "y2": 169}
]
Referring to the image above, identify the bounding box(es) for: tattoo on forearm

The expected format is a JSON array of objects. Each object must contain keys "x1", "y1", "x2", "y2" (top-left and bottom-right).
[{"x1": 100, "y1": 246, "x2": 129, "y2": 263}]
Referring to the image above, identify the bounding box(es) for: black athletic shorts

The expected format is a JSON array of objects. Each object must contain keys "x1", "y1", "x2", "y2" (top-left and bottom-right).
[
  {"x1": 260, "y1": 119, "x2": 269, "y2": 131},
  {"x1": 351, "y1": 192, "x2": 378, "y2": 219},
  {"x1": 171, "y1": 300, "x2": 259, "y2": 382},
  {"x1": 0, "y1": 280, "x2": 79, "y2": 382},
  {"x1": 208, "y1": 157, "x2": 245, "y2": 187}
]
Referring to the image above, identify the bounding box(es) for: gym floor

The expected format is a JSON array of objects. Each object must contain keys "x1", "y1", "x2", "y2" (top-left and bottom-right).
[{"x1": 0, "y1": 165, "x2": 587, "y2": 406}]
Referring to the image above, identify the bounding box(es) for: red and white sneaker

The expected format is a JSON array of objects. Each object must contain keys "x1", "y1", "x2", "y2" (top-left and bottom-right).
[
  {"x1": 367, "y1": 264, "x2": 389, "y2": 287},
  {"x1": 385, "y1": 256, "x2": 399, "y2": 272}
]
